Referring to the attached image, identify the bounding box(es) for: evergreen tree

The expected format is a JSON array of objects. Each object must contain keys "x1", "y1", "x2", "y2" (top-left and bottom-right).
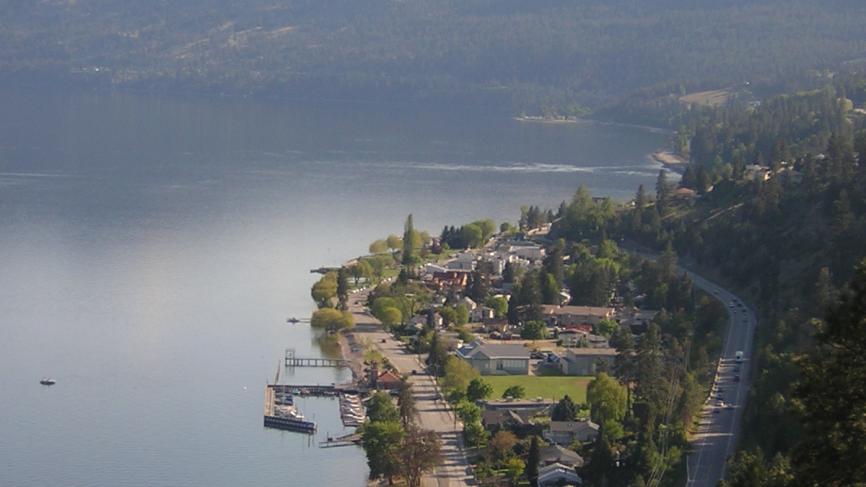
[
  {"x1": 793, "y1": 261, "x2": 866, "y2": 485},
  {"x1": 526, "y1": 435, "x2": 540, "y2": 487},
  {"x1": 655, "y1": 170, "x2": 672, "y2": 212},
  {"x1": 551, "y1": 395, "x2": 578, "y2": 421},
  {"x1": 402, "y1": 214, "x2": 419, "y2": 267}
]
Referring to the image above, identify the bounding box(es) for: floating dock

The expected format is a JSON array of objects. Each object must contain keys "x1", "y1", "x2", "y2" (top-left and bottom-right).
[{"x1": 263, "y1": 385, "x2": 316, "y2": 434}]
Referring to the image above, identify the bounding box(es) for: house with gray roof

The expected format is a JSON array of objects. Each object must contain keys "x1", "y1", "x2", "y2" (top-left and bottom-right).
[
  {"x1": 540, "y1": 444, "x2": 585, "y2": 468},
  {"x1": 456, "y1": 341, "x2": 530, "y2": 375}
]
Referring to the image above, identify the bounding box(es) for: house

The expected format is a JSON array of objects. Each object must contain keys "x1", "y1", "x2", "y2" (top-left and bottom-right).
[
  {"x1": 431, "y1": 271, "x2": 470, "y2": 290},
  {"x1": 447, "y1": 252, "x2": 477, "y2": 271},
  {"x1": 540, "y1": 444, "x2": 585, "y2": 468},
  {"x1": 471, "y1": 306, "x2": 495, "y2": 323},
  {"x1": 673, "y1": 187, "x2": 698, "y2": 201},
  {"x1": 375, "y1": 370, "x2": 403, "y2": 390},
  {"x1": 461, "y1": 296, "x2": 478, "y2": 311},
  {"x1": 559, "y1": 348, "x2": 617, "y2": 376},
  {"x1": 538, "y1": 462, "x2": 582, "y2": 486},
  {"x1": 456, "y1": 341, "x2": 531, "y2": 375},
  {"x1": 557, "y1": 330, "x2": 609, "y2": 348},
  {"x1": 541, "y1": 305, "x2": 615, "y2": 326},
  {"x1": 507, "y1": 243, "x2": 545, "y2": 261},
  {"x1": 622, "y1": 308, "x2": 659, "y2": 334},
  {"x1": 481, "y1": 409, "x2": 535, "y2": 432},
  {"x1": 543, "y1": 420, "x2": 600, "y2": 445}
]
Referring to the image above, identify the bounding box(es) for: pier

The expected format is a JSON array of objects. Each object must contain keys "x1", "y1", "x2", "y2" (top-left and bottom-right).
[{"x1": 285, "y1": 349, "x2": 349, "y2": 368}]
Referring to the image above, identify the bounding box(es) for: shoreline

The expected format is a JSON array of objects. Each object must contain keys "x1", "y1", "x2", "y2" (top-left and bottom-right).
[{"x1": 651, "y1": 150, "x2": 688, "y2": 174}]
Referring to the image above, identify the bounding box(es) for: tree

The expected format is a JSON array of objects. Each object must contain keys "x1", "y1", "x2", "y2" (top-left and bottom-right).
[
  {"x1": 526, "y1": 436, "x2": 540, "y2": 487},
  {"x1": 502, "y1": 385, "x2": 526, "y2": 399},
  {"x1": 426, "y1": 331, "x2": 449, "y2": 375},
  {"x1": 398, "y1": 381, "x2": 417, "y2": 427},
  {"x1": 793, "y1": 261, "x2": 866, "y2": 486},
  {"x1": 349, "y1": 260, "x2": 373, "y2": 285},
  {"x1": 369, "y1": 239, "x2": 389, "y2": 254},
  {"x1": 552, "y1": 395, "x2": 578, "y2": 421},
  {"x1": 488, "y1": 431, "x2": 518, "y2": 462},
  {"x1": 467, "y1": 378, "x2": 493, "y2": 401},
  {"x1": 310, "y1": 272, "x2": 338, "y2": 308},
  {"x1": 367, "y1": 391, "x2": 400, "y2": 423},
  {"x1": 441, "y1": 356, "x2": 479, "y2": 396},
  {"x1": 487, "y1": 296, "x2": 509, "y2": 318},
  {"x1": 361, "y1": 420, "x2": 404, "y2": 483},
  {"x1": 655, "y1": 169, "x2": 672, "y2": 212},
  {"x1": 402, "y1": 214, "x2": 420, "y2": 267},
  {"x1": 386, "y1": 234, "x2": 402, "y2": 253},
  {"x1": 399, "y1": 426, "x2": 442, "y2": 487},
  {"x1": 337, "y1": 267, "x2": 350, "y2": 310},
  {"x1": 310, "y1": 308, "x2": 354, "y2": 330},
  {"x1": 504, "y1": 457, "x2": 525, "y2": 484},
  {"x1": 463, "y1": 420, "x2": 488, "y2": 448},
  {"x1": 587, "y1": 372, "x2": 628, "y2": 424},
  {"x1": 455, "y1": 303, "x2": 470, "y2": 325},
  {"x1": 595, "y1": 318, "x2": 619, "y2": 338},
  {"x1": 380, "y1": 307, "x2": 403, "y2": 328},
  {"x1": 521, "y1": 320, "x2": 547, "y2": 340}
]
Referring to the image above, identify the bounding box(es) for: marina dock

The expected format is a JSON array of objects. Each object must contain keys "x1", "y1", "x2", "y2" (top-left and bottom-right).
[{"x1": 263, "y1": 385, "x2": 317, "y2": 434}]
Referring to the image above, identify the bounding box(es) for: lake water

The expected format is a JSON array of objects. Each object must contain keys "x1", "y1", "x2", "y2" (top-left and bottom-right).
[{"x1": 0, "y1": 90, "x2": 665, "y2": 486}]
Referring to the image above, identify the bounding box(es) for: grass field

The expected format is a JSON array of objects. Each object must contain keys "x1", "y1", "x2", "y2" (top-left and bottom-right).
[{"x1": 483, "y1": 375, "x2": 592, "y2": 402}]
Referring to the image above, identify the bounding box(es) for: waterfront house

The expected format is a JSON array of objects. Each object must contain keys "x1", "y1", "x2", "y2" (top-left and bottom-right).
[
  {"x1": 559, "y1": 348, "x2": 617, "y2": 376},
  {"x1": 456, "y1": 341, "x2": 531, "y2": 375},
  {"x1": 543, "y1": 419, "x2": 600, "y2": 445}
]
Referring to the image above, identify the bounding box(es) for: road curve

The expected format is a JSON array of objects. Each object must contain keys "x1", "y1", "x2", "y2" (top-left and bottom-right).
[{"x1": 683, "y1": 270, "x2": 756, "y2": 487}]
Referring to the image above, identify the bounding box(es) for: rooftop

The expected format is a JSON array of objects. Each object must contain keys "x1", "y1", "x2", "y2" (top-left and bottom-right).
[
  {"x1": 541, "y1": 305, "x2": 614, "y2": 316},
  {"x1": 457, "y1": 341, "x2": 530, "y2": 360}
]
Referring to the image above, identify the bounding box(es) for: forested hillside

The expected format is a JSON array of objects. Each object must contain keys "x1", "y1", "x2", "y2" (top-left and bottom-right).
[
  {"x1": 2, "y1": 0, "x2": 866, "y2": 115},
  {"x1": 551, "y1": 73, "x2": 866, "y2": 485}
]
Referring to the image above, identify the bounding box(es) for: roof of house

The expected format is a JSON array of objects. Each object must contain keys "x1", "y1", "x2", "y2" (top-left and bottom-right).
[
  {"x1": 538, "y1": 462, "x2": 581, "y2": 484},
  {"x1": 457, "y1": 341, "x2": 530, "y2": 360},
  {"x1": 563, "y1": 348, "x2": 618, "y2": 357},
  {"x1": 548, "y1": 420, "x2": 600, "y2": 434},
  {"x1": 482, "y1": 409, "x2": 531, "y2": 427},
  {"x1": 541, "y1": 305, "x2": 614, "y2": 317},
  {"x1": 540, "y1": 444, "x2": 585, "y2": 468},
  {"x1": 377, "y1": 370, "x2": 403, "y2": 386}
]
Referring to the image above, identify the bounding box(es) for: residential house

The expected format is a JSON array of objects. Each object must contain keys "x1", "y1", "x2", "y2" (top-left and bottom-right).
[
  {"x1": 508, "y1": 243, "x2": 545, "y2": 261},
  {"x1": 543, "y1": 419, "x2": 600, "y2": 445},
  {"x1": 540, "y1": 444, "x2": 585, "y2": 468},
  {"x1": 481, "y1": 409, "x2": 536, "y2": 434},
  {"x1": 558, "y1": 330, "x2": 609, "y2": 348},
  {"x1": 538, "y1": 462, "x2": 582, "y2": 486},
  {"x1": 541, "y1": 305, "x2": 615, "y2": 327},
  {"x1": 446, "y1": 252, "x2": 477, "y2": 271},
  {"x1": 622, "y1": 308, "x2": 659, "y2": 334},
  {"x1": 559, "y1": 348, "x2": 617, "y2": 376},
  {"x1": 471, "y1": 306, "x2": 495, "y2": 323},
  {"x1": 456, "y1": 341, "x2": 531, "y2": 375},
  {"x1": 431, "y1": 271, "x2": 470, "y2": 290}
]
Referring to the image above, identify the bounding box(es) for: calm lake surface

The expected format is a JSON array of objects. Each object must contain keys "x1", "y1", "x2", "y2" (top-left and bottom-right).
[{"x1": 0, "y1": 90, "x2": 665, "y2": 487}]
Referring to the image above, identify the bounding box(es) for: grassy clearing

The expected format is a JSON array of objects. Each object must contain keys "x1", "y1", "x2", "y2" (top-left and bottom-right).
[{"x1": 482, "y1": 375, "x2": 592, "y2": 402}]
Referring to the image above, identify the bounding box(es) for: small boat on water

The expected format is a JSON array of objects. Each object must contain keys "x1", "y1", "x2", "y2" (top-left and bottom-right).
[
  {"x1": 39, "y1": 378, "x2": 56, "y2": 386},
  {"x1": 286, "y1": 317, "x2": 300, "y2": 324}
]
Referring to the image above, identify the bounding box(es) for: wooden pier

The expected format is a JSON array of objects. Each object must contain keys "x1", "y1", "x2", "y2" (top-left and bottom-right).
[{"x1": 285, "y1": 349, "x2": 349, "y2": 368}]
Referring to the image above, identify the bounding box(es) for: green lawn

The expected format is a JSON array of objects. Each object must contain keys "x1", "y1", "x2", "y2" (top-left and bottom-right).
[{"x1": 482, "y1": 375, "x2": 592, "y2": 402}]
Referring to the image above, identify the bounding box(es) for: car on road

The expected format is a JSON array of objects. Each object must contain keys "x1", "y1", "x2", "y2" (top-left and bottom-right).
[
  {"x1": 716, "y1": 394, "x2": 724, "y2": 400},
  {"x1": 725, "y1": 403, "x2": 735, "y2": 410},
  {"x1": 733, "y1": 375, "x2": 741, "y2": 382}
]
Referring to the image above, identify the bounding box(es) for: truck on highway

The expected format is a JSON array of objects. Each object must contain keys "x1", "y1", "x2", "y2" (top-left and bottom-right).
[{"x1": 735, "y1": 351, "x2": 744, "y2": 362}]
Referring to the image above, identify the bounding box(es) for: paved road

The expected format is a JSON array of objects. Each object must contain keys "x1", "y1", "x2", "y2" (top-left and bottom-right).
[
  {"x1": 347, "y1": 288, "x2": 472, "y2": 487},
  {"x1": 684, "y1": 270, "x2": 756, "y2": 487}
]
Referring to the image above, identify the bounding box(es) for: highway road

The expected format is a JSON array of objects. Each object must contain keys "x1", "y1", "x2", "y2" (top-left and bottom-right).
[{"x1": 684, "y1": 270, "x2": 756, "y2": 487}]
